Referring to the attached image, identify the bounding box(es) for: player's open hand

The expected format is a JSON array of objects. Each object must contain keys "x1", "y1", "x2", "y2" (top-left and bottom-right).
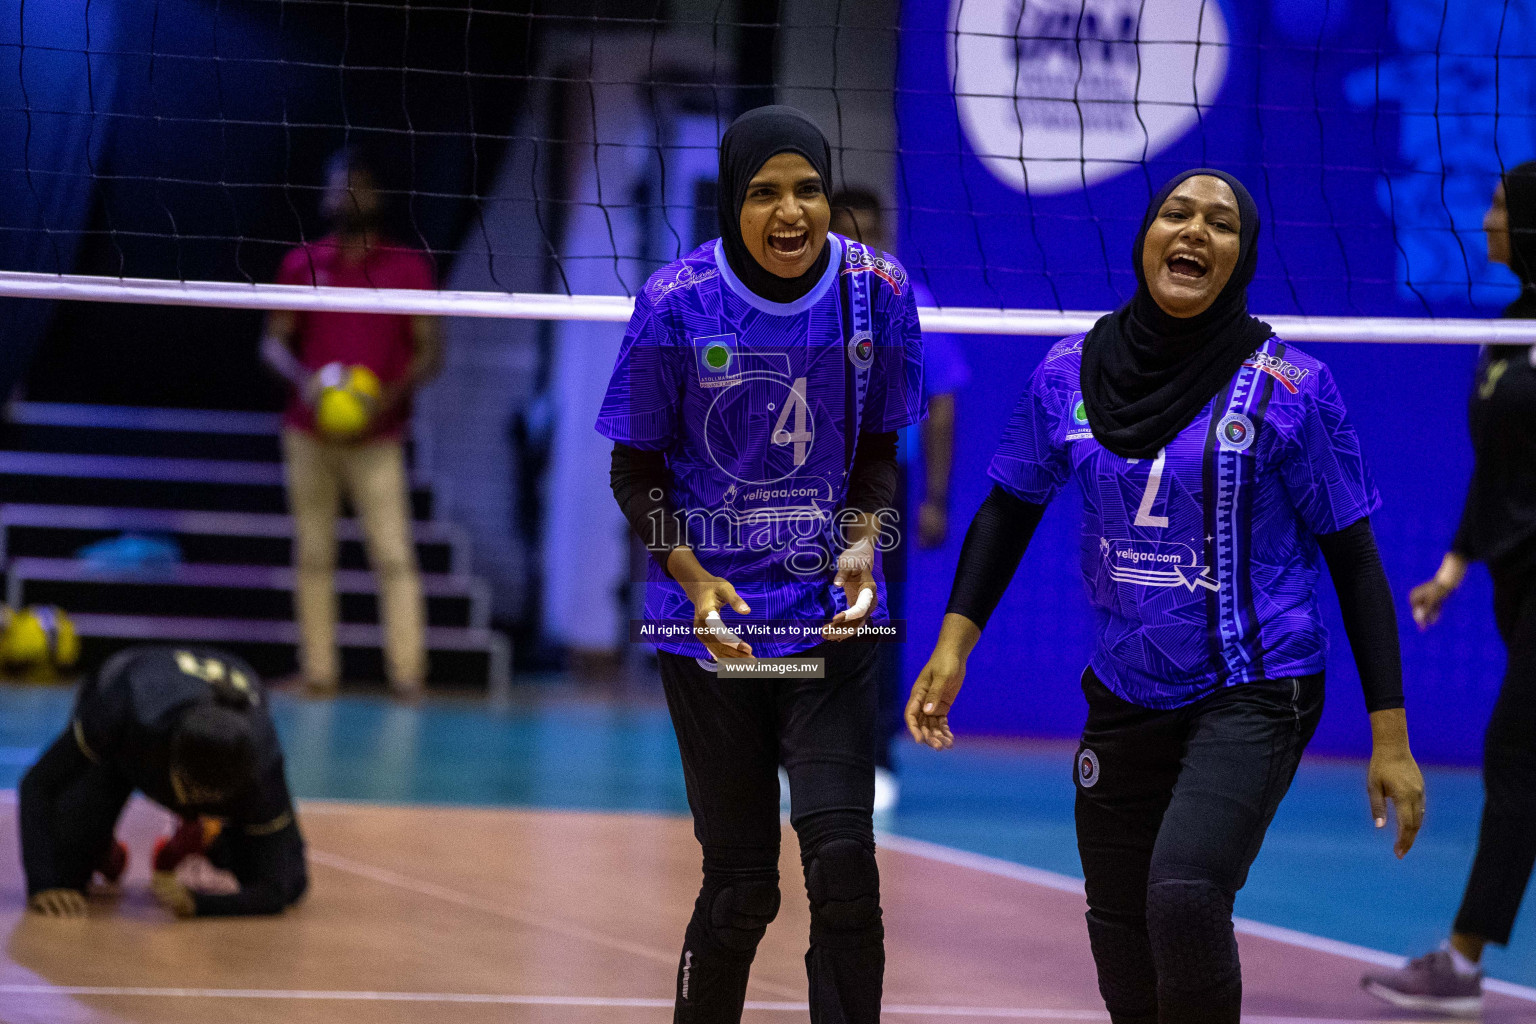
[
  {"x1": 681, "y1": 576, "x2": 753, "y2": 660},
  {"x1": 152, "y1": 870, "x2": 197, "y2": 919},
  {"x1": 1367, "y1": 727, "x2": 1425, "y2": 859},
  {"x1": 28, "y1": 888, "x2": 87, "y2": 918},
  {"x1": 907, "y1": 649, "x2": 965, "y2": 750},
  {"x1": 825, "y1": 537, "x2": 876, "y2": 641}
]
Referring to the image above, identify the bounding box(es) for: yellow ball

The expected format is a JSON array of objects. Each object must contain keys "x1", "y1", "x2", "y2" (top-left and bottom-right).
[
  {"x1": 0, "y1": 606, "x2": 79, "y2": 671},
  {"x1": 313, "y1": 364, "x2": 382, "y2": 440},
  {"x1": 2, "y1": 610, "x2": 48, "y2": 665}
]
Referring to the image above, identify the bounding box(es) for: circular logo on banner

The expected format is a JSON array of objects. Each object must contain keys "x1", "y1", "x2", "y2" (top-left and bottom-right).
[
  {"x1": 1073, "y1": 399, "x2": 1089, "y2": 426},
  {"x1": 949, "y1": 0, "x2": 1230, "y2": 194},
  {"x1": 848, "y1": 331, "x2": 875, "y2": 369},
  {"x1": 1218, "y1": 412, "x2": 1255, "y2": 451},
  {"x1": 1077, "y1": 748, "x2": 1101, "y2": 788}
]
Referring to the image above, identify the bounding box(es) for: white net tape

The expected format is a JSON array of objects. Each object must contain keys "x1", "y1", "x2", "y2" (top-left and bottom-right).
[{"x1": 3, "y1": 270, "x2": 1536, "y2": 345}]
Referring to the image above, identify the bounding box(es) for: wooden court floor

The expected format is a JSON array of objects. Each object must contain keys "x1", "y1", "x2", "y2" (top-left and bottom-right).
[{"x1": 0, "y1": 798, "x2": 1530, "y2": 1024}]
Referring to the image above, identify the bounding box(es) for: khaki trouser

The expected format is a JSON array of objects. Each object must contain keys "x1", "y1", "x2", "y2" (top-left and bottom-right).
[{"x1": 282, "y1": 428, "x2": 427, "y2": 688}]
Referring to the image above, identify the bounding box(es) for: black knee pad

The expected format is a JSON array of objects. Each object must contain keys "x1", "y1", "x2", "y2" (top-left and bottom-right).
[
  {"x1": 1145, "y1": 878, "x2": 1238, "y2": 994},
  {"x1": 704, "y1": 878, "x2": 781, "y2": 955},
  {"x1": 1084, "y1": 909, "x2": 1158, "y2": 1024},
  {"x1": 805, "y1": 837, "x2": 881, "y2": 942}
]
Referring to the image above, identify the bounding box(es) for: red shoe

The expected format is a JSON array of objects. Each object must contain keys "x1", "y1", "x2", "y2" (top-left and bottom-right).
[
  {"x1": 153, "y1": 817, "x2": 211, "y2": 873},
  {"x1": 96, "y1": 839, "x2": 129, "y2": 884}
]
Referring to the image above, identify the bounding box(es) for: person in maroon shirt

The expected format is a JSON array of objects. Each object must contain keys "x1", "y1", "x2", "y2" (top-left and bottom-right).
[{"x1": 261, "y1": 148, "x2": 443, "y2": 698}]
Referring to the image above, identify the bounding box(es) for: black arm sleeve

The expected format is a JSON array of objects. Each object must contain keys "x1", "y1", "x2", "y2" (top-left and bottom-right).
[
  {"x1": 1316, "y1": 516, "x2": 1405, "y2": 713},
  {"x1": 18, "y1": 729, "x2": 94, "y2": 896},
  {"x1": 944, "y1": 484, "x2": 1047, "y2": 631},
  {"x1": 195, "y1": 761, "x2": 307, "y2": 917},
  {"x1": 193, "y1": 822, "x2": 307, "y2": 917},
  {"x1": 610, "y1": 442, "x2": 683, "y2": 576},
  {"x1": 844, "y1": 431, "x2": 900, "y2": 515}
]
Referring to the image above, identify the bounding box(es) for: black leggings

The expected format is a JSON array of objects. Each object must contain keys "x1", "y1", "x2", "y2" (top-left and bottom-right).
[
  {"x1": 1074, "y1": 670, "x2": 1324, "y2": 1024},
  {"x1": 1454, "y1": 569, "x2": 1536, "y2": 945},
  {"x1": 658, "y1": 639, "x2": 883, "y2": 1024},
  {"x1": 19, "y1": 731, "x2": 133, "y2": 895}
]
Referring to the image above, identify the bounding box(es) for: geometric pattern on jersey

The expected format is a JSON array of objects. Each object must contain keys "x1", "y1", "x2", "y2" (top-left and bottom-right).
[
  {"x1": 989, "y1": 334, "x2": 1378, "y2": 709},
  {"x1": 597, "y1": 234, "x2": 926, "y2": 658}
]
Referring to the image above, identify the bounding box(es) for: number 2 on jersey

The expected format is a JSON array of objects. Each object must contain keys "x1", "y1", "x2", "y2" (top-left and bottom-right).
[
  {"x1": 1133, "y1": 448, "x2": 1170, "y2": 528},
  {"x1": 772, "y1": 376, "x2": 812, "y2": 466}
]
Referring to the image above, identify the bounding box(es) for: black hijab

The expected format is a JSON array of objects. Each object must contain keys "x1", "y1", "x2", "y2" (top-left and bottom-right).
[
  {"x1": 717, "y1": 105, "x2": 834, "y2": 304},
  {"x1": 1501, "y1": 160, "x2": 1536, "y2": 321},
  {"x1": 1080, "y1": 168, "x2": 1274, "y2": 459}
]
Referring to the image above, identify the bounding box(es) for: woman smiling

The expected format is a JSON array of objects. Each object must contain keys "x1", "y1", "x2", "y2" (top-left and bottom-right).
[{"x1": 907, "y1": 169, "x2": 1425, "y2": 1024}]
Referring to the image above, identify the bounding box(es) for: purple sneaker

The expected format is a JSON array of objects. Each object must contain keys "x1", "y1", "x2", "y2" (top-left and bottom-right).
[{"x1": 1362, "y1": 950, "x2": 1482, "y2": 1017}]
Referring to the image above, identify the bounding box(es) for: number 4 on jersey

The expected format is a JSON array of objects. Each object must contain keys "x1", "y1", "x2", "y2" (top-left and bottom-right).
[{"x1": 772, "y1": 376, "x2": 812, "y2": 466}]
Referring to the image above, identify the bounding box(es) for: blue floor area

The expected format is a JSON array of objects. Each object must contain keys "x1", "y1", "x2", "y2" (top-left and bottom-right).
[{"x1": 2, "y1": 683, "x2": 1531, "y2": 987}]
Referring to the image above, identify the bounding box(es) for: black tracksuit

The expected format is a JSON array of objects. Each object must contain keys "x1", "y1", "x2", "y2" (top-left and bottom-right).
[
  {"x1": 19, "y1": 645, "x2": 307, "y2": 916},
  {"x1": 1450, "y1": 346, "x2": 1536, "y2": 946}
]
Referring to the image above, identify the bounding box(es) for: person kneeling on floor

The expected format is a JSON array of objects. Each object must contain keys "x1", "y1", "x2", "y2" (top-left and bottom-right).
[{"x1": 19, "y1": 645, "x2": 307, "y2": 919}]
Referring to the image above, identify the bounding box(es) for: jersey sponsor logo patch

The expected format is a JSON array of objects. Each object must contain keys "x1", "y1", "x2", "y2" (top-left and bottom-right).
[
  {"x1": 1077, "y1": 747, "x2": 1101, "y2": 788},
  {"x1": 694, "y1": 334, "x2": 742, "y2": 388},
  {"x1": 840, "y1": 247, "x2": 906, "y2": 294},
  {"x1": 1102, "y1": 538, "x2": 1220, "y2": 592},
  {"x1": 1218, "y1": 412, "x2": 1255, "y2": 451},
  {"x1": 1065, "y1": 390, "x2": 1094, "y2": 441},
  {"x1": 651, "y1": 263, "x2": 718, "y2": 300},
  {"x1": 847, "y1": 330, "x2": 875, "y2": 369},
  {"x1": 1243, "y1": 352, "x2": 1309, "y2": 394}
]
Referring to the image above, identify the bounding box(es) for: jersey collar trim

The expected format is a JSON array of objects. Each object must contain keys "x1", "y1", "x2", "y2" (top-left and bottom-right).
[{"x1": 712, "y1": 234, "x2": 843, "y2": 316}]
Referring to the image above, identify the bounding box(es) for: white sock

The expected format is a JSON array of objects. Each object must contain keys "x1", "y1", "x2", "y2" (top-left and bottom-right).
[{"x1": 1440, "y1": 941, "x2": 1481, "y2": 976}]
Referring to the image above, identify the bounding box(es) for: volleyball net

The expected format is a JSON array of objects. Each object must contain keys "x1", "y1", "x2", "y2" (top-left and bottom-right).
[{"x1": 4, "y1": 0, "x2": 1536, "y2": 344}]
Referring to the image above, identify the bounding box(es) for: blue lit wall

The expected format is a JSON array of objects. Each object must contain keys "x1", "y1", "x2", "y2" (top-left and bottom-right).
[{"x1": 897, "y1": 0, "x2": 1536, "y2": 762}]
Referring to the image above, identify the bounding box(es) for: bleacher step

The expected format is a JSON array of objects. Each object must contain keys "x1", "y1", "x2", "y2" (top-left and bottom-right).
[
  {"x1": 8, "y1": 557, "x2": 488, "y2": 629},
  {"x1": 0, "y1": 505, "x2": 465, "y2": 573},
  {"x1": 68, "y1": 613, "x2": 510, "y2": 698},
  {"x1": 0, "y1": 452, "x2": 433, "y2": 517}
]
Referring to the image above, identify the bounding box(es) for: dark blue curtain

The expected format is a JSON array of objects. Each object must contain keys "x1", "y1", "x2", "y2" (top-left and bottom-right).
[{"x1": 0, "y1": 0, "x2": 118, "y2": 399}]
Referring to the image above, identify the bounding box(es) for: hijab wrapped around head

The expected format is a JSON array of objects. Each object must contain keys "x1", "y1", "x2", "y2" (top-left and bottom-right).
[
  {"x1": 1500, "y1": 160, "x2": 1536, "y2": 321},
  {"x1": 1080, "y1": 168, "x2": 1274, "y2": 460},
  {"x1": 716, "y1": 105, "x2": 834, "y2": 304}
]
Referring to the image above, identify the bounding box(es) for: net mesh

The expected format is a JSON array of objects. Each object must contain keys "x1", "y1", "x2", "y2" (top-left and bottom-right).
[{"x1": 2, "y1": 0, "x2": 1535, "y2": 337}]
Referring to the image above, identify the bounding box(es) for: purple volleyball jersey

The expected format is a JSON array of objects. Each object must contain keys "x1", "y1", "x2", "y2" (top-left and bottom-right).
[
  {"x1": 989, "y1": 334, "x2": 1379, "y2": 708},
  {"x1": 596, "y1": 234, "x2": 926, "y2": 658}
]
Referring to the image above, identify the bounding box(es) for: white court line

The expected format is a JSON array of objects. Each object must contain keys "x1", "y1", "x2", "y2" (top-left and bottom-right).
[
  {"x1": 2, "y1": 790, "x2": 1530, "y2": 1007},
  {"x1": 0, "y1": 985, "x2": 1464, "y2": 1022},
  {"x1": 878, "y1": 833, "x2": 1536, "y2": 1005},
  {"x1": 305, "y1": 849, "x2": 811, "y2": 1000}
]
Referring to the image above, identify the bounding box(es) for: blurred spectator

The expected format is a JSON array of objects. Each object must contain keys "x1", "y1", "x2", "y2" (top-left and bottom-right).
[
  {"x1": 261, "y1": 147, "x2": 442, "y2": 698},
  {"x1": 831, "y1": 187, "x2": 971, "y2": 812}
]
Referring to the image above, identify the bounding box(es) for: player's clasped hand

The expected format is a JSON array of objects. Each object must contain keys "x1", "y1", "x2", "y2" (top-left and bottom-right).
[
  {"x1": 27, "y1": 888, "x2": 87, "y2": 918},
  {"x1": 824, "y1": 537, "x2": 876, "y2": 641},
  {"x1": 681, "y1": 575, "x2": 754, "y2": 660}
]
